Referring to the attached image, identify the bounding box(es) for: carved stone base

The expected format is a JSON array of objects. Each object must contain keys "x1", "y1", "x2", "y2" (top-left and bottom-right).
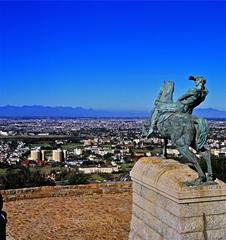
[{"x1": 129, "y1": 157, "x2": 226, "y2": 240}]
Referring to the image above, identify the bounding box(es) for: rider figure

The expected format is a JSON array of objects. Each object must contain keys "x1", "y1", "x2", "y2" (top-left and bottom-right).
[{"x1": 147, "y1": 76, "x2": 208, "y2": 138}]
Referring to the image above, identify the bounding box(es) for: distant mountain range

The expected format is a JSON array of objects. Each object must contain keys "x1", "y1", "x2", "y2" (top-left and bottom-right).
[
  {"x1": 0, "y1": 105, "x2": 225, "y2": 119},
  {"x1": 0, "y1": 105, "x2": 148, "y2": 118}
]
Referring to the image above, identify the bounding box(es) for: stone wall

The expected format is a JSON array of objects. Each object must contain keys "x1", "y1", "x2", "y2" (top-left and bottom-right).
[{"x1": 0, "y1": 182, "x2": 132, "y2": 202}]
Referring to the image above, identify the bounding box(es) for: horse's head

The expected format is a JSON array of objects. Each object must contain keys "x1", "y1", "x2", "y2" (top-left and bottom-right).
[{"x1": 159, "y1": 80, "x2": 174, "y2": 104}]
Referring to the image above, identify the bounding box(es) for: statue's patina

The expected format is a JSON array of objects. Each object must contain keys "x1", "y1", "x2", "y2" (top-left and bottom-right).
[{"x1": 145, "y1": 76, "x2": 215, "y2": 186}]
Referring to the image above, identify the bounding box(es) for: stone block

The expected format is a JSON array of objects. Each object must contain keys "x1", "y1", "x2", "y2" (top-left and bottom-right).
[{"x1": 129, "y1": 157, "x2": 226, "y2": 240}]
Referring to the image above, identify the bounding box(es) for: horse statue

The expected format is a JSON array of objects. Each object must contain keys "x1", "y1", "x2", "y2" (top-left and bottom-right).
[{"x1": 145, "y1": 76, "x2": 215, "y2": 186}]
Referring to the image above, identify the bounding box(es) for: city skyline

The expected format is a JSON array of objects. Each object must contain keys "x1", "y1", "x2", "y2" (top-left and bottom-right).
[{"x1": 0, "y1": 1, "x2": 226, "y2": 111}]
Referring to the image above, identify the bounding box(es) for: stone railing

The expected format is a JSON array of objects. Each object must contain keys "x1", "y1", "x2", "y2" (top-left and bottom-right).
[{"x1": 0, "y1": 182, "x2": 132, "y2": 202}]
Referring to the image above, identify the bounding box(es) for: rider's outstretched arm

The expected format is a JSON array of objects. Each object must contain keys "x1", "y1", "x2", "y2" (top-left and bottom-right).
[{"x1": 177, "y1": 89, "x2": 197, "y2": 101}]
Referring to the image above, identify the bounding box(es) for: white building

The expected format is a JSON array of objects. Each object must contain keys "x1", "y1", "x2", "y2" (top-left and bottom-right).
[
  {"x1": 74, "y1": 148, "x2": 83, "y2": 156},
  {"x1": 79, "y1": 166, "x2": 119, "y2": 174},
  {"x1": 63, "y1": 150, "x2": 68, "y2": 160},
  {"x1": 52, "y1": 149, "x2": 64, "y2": 161},
  {"x1": 0, "y1": 131, "x2": 8, "y2": 136},
  {"x1": 41, "y1": 150, "x2": 46, "y2": 161},
  {"x1": 211, "y1": 148, "x2": 220, "y2": 156},
  {"x1": 30, "y1": 149, "x2": 41, "y2": 161},
  {"x1": 167, "y1": 148, "x2": 180, "y2": 156},
  {"x1": 97, "y1": 149, "x2": 114, "y2": 156}
]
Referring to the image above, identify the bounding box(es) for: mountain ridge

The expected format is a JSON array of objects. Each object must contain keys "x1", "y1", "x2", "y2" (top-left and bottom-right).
[{"x1": 0, "y1": 105, "x2": 225, "y2": 118}]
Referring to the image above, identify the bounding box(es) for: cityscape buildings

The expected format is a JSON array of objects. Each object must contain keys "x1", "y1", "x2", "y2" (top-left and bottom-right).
[{"x1": 0, "y1": 118, "x2": 226, "y2": 187}]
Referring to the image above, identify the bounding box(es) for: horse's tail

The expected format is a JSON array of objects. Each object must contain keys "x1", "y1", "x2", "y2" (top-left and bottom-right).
[{"x1": 193, "y1": 117, "x2": 208, "y2": 150}]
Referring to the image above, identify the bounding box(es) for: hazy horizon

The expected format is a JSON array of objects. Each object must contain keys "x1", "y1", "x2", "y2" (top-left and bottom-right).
[{"x1": 0, "y1": 104, "x2": 226, "y2": 113}]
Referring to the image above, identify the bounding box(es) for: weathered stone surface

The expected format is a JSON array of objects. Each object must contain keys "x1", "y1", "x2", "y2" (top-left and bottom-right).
[
  {"x1": 0, "y1": 183, "x2": 132, "y2": 239},
  {"x1": 129, "y1": 157, "x2": 226, "y2": 240},
  {"x1": 5, "y1": 191, "x2": 132, "y2": 240},
  {"x1": 131, "y1": 157, "x2": 226, "y2": 203}
]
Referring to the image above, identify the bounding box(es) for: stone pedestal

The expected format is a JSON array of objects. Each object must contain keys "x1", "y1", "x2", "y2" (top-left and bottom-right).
[{"x1": 129, "y1": 157, "x2": 226, "y2": 240}]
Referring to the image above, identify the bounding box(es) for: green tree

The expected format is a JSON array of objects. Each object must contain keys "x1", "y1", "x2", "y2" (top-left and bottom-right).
[
  {"x1": 199, "y1": 156, "x2": 226, "y2": 182},
  {"x1": 67, "y1": 171, "x2": 89, "y2": 185},
  {"x1": 0, "y1": 167, "x2": 55, "y2": 190}
]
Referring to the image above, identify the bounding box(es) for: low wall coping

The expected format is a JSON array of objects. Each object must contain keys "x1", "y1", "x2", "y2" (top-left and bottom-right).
[{"x1": 0, "y1": 182, "x2": 132, "y2": 202}]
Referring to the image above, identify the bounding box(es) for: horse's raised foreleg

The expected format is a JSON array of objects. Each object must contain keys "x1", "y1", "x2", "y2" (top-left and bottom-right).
[
  {"x1": 177, "y1": 145, "x2": 207, "y2": 185},
  {"x1": 199, "y1": 148, "x2": 215, "y2": 182}
]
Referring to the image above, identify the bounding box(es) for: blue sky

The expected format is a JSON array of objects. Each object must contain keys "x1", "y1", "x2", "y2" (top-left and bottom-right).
[{"x1": 0, "y1": 1, "x2": 225, "y2": 111}]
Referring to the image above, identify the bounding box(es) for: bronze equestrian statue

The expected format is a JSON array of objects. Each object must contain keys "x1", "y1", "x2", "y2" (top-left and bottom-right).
[{"x1": 145, "y1": 76, "x2": 215, "y2": 186}]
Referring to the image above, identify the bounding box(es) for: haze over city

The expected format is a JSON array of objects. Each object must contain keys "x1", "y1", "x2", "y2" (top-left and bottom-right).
[{"x1": 0, "y1": 1, "x2": 225, "y2": 111}]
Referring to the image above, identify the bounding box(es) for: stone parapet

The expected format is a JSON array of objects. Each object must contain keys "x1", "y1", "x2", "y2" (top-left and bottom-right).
[
  {"x1": 129, "y1": 157, "x2": 226, "y2": 240},
  {"x1": 0, "y1": 182, "x2": 132, "y2": 202}
]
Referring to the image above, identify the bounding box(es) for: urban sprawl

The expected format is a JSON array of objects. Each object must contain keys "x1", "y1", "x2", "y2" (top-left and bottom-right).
[{"x1": 0, "y1": 118, "x2": 225, "y2": 188}]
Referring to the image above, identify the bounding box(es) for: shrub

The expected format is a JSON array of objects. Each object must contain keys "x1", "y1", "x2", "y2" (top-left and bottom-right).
[
  {"x1": 0, "y1": 167, "x2": 55, "y2": 190},
  {"x1": 199, "y1": 156, "x2": 226, "y2": 182}
]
